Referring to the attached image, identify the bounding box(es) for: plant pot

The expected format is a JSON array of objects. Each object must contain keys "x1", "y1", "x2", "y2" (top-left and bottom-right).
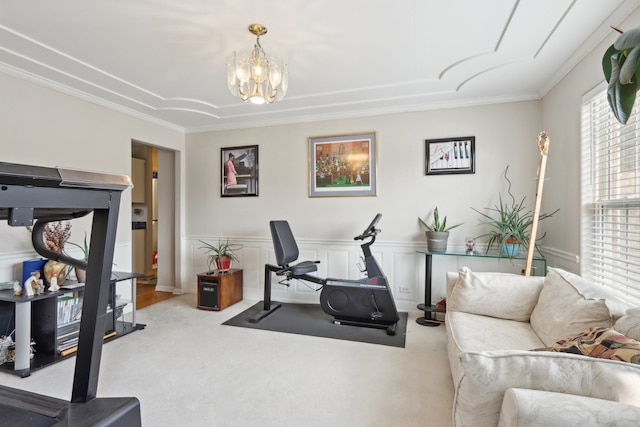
[
  {"x1": 215, "y1": 256, "x2": 232, "y2": 271},
  {"x1": 500, "y1": 242, "x2": 521, "y2": 256},
  {"x1": 426, "y1": 231, "x2": 449, "y2": 253},
  {"x1": 75, "y1": 267, "x2": 87, "y2": 283}
]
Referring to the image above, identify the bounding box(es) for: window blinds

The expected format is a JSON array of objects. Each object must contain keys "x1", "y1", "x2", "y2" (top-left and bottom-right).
[{"x1": 581, "y1": 86, "x2": 640, "y2": 307}]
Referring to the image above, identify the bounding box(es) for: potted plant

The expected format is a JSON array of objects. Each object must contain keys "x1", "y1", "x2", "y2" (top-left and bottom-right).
[
  {"x1": 35, "y1": 220, "x2": 72, "y2": 287},
  {"x1": 198, "y1": 238, "x2": 241, "y2": 272},
  {"x1": 602, "y1": 25, "x2": 640, "y2": 124},
  {"x1": 418, "y1": 207, "x2": 463, "y2": 252},
  {"x1": 66, "y1": 232, "x2": 89, "y2": 283},
  {"x1": 472, "y1": 168, "x2": 558, "y2": 257}
]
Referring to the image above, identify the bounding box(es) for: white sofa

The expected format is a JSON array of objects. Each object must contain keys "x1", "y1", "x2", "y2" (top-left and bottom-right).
[{"x1": 445, "y1": 266, "x2": 640, "y2": 427}]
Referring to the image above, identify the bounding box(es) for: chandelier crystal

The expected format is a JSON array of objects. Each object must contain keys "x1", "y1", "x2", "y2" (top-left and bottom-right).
[{"x1": 227, "y1": 24, "x2": 288, "y2": 105}]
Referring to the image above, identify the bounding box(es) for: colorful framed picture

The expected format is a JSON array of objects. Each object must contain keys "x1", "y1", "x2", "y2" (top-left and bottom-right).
[
  {"x1": 308, "y1": 132, "x2": 377, "y2": 197},
  {"x1": 221, "y1": 145, "x2": 258, "y2": 197},
  {"x1": 425, "y1": 136, "x2": 475, "y2": 175}
]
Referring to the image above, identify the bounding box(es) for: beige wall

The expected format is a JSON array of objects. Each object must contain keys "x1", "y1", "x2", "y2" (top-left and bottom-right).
[
  {"x1": 186, "y1": 101, "x2": 545, "y2": 246},
  {"x1": 185, "y1": 102, "x2": 550, "y2": 302},
  {"x1": 0, "y1": 72, "x2": 185, "y2": 280}
]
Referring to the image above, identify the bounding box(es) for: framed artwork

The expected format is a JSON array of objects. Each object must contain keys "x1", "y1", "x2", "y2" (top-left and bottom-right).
[
  {"x1": 308, "y1": 132, "x2": 377, "y2": 197},
  {"x1": 425, "y1": 136, "x2": 475, "y2": 175},
  {"x1": 221, "y1": 145, "x2": 258, "y2": 197}
]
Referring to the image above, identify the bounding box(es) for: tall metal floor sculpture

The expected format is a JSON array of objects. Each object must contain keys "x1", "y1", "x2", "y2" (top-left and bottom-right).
[{"x1": 524, "y1": 131, "x2": 550, "y2": 276}]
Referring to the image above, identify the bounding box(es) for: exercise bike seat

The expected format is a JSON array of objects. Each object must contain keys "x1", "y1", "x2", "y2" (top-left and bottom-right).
[{"x1": 270, "y1": 220, "x2": 318, "y2": 276}]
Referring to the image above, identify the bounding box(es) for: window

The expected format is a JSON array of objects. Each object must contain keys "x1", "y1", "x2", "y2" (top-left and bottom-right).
[{"x1": 581, "y1": 85, "x2": 640, "y2": 307}]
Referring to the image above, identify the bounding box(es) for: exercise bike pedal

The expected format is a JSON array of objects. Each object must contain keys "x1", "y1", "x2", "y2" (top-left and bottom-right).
[{"x1": 370, "y1": 311, "x2": 383, "y2": 320}]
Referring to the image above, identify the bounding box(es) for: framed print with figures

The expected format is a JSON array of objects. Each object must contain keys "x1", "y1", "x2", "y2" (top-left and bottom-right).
[
  {"x1": 221, "y1": 145, "x2": 258, "y2": 197},
  {"x1": 308, "y1": 132, "x2": 377, "y2": 197}
]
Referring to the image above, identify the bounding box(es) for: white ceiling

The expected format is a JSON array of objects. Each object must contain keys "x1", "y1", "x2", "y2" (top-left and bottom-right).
[{"x1": 0, "y1": 1, "x2": 638, "y2": 133}]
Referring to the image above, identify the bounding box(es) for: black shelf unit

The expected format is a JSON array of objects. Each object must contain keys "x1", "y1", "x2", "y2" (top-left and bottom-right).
[{"x1": 0, "y1": 273, "x2": 144, "y2": 376}]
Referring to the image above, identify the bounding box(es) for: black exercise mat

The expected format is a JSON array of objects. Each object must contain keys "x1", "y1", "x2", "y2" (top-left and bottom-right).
[{"x1": 223, "y1": 302, "x2": 407, "y2": 348}]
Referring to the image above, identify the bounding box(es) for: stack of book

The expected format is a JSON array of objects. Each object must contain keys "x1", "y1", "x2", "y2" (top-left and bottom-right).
[{"x1": 57, "y1": 294, "x2": 82, "y2": 324}]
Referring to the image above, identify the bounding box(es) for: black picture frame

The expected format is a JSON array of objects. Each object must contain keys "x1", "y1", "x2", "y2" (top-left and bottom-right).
[
  {"x1": 221, "y1": 145, "x2": 258, "y2": 197},
  {"x1": 425, "y1": 136, "x2": 475, "y2": 175}
]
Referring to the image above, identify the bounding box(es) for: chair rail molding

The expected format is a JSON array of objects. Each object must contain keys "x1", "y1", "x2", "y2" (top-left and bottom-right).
[{"x1": 188, "y1": 236, "x2": 557, "y2": 311}]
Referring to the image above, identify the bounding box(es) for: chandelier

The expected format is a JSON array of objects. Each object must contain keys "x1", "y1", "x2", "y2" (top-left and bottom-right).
[{"x1": 227, "y1": 24, "x2": 288, "y2": 105}]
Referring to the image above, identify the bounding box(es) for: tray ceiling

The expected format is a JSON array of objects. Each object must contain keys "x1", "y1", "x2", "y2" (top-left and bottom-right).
[{"x1": 0, "y1": 1, "x2": 638, "y2": 132}]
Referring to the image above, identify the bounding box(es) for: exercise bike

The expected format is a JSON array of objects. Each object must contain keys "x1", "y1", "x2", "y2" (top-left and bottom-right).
[{"x1": 249, "y1": 213, "x2": 399, "y2": 335}]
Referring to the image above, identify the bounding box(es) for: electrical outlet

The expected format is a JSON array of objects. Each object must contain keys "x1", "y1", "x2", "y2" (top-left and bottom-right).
[{"x1": 399, "y1": 286, "x2": 411, "y2": 293}]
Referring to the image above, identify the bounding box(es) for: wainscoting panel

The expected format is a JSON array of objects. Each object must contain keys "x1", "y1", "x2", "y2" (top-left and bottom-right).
[
  {"x1": 188, "y1": 236, "x2": 426, "y2": 311},
  {"x1": 392, "y1": 251, "x2": 419, "y2": 302},
  {"x1": 538, "y1": 246, "x2": 580, "y2": 273},
  {"x1": 326, "y1": 248, "x2": 350, "y2": 280},
  {"x1": 240, "y1": 246, "x2": 262, "y2": 291}
]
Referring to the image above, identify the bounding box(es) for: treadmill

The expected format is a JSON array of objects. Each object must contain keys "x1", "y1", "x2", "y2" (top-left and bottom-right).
[{"x1": 0, "y1": 161, "x2": 141, "y2": 426}]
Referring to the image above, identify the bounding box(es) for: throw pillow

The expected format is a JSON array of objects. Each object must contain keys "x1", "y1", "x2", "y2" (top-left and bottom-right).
[
  {"x1": 447, "y1": 267, "x2": 544, "y2": 321},
  {"x1": 530, "y1": 268, "x2": 621, "y2": 347},
  {"x1": 545, "y1": 327, "x2": 640, "y2": 365},
  {"x1": 614, "y1": 308, "x2": 640, "y2": 341}
]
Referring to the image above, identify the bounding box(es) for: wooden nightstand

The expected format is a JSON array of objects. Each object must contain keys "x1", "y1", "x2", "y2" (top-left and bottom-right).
[{"x1": 197, "y1": 269, "x2": 243, "y2": 311}]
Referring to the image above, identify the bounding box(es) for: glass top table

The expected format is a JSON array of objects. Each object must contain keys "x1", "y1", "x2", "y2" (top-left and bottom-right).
[
  {"x1": 416, "y1": 248, "x2": 546, "y2": 261},
  {"x1": 415, "y1": 249, "x2": 547, "y2": 326}
]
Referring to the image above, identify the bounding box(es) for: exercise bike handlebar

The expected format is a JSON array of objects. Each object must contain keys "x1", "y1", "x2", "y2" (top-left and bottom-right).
[
  {"x1": 354, "y1": 227, "x2": 380, "y2": 241},
  {"x1": 354, "y1": 213, "x2": 382, "y2": 241}
]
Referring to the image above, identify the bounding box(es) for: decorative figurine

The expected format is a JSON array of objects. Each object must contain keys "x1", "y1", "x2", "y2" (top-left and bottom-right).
[
  {"x1": 48, "y1": 276, "x2": 60, "y2": 292},
  {"x1": 13, "y1": 281, "x2": 22, "y2": 296},
  {"x1": 33, "y1": 279, "x2": 45, "y2": 295},
  {"x1": 24, "y1": 271, "x2": 44, "y2": 296}
]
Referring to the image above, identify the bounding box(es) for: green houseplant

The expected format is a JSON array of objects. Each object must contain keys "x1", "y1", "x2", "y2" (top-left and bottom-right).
[
  {"x1": 418, "y1": 207, "x2": 463, "y2": 252},
  {"x1": 198, "y1": 238, "x2": 241, "y2": 272},
  {"x1": 472, "y1": 168, "x2": 558, "y2": 257},
  {"x1": 603, "y1": 26, "x2": 640, "y2": 124},
  {"x1": 66, "y1": 232, "x2": 89, "y2": 282}
]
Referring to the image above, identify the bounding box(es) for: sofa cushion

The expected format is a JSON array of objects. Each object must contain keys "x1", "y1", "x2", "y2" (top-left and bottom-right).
[
  {"x1": 545, "y1": 327, "x2": 640, "y2": 364},
  {"x1": 448, "y1": 312, "x2": 546, "y2": 354},
  {"x1": 615, "y1": 308, "x2": 640, "y2": 341},
  {"x1": 455, "y1": 350, "x2": 640, "y2": 427},
  {"x1": 446, "y1": 311, "x2": 545, "y2": 390},
  {"x1": 448, "y1": 267, "x2": 544, "y2": 321},
  {"x1": 529, "y1": 268, "x2": 625, "y2": 347}
]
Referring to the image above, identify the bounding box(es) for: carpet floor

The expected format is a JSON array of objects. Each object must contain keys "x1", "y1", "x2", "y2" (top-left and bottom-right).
[{"x1": 1, "y1": 295, "x2": 454, "y2": 426}]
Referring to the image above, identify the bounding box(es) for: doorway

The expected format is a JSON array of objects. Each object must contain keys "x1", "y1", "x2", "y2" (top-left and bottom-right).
[{"x1": 131, "y1": 141, "x2": 177, "y2": 308}]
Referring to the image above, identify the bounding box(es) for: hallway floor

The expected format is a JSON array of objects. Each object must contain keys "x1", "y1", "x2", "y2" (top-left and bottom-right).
[{"x1": 136, "y1": 274, "x2": 176, "y2": 309}]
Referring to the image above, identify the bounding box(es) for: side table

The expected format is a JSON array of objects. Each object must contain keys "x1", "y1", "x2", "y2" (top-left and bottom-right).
[
  {"x1": 415, "y1": 250, "x2": 547, "y2": 327},
  {"x1": 197, "y1": 269, "x2": 243, "y2": 311}
]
